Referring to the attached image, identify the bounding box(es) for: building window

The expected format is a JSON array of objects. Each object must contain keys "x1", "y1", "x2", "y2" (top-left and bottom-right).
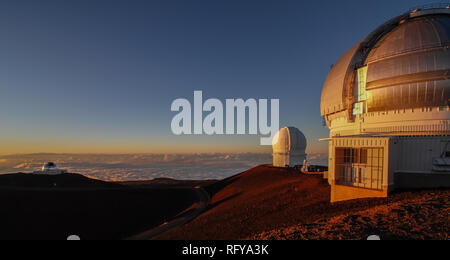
[
  {"x1": 335, "y1": 147, "x2": 384, "y2": 190},
  {"x1": 446, "y1": 151, "x2": 450, "y2": 158},
  {"x1": 356, "y1": 66, "x2": 368, "y2": 102}
]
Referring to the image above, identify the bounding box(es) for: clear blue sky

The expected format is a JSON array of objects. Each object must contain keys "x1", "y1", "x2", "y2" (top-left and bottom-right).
[{"x1": 0, "y1": 0, "x2": 436, "y2": 154}]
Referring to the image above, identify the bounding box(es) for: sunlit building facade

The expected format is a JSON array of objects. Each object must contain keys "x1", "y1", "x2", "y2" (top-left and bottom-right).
[{"x1": 321, "y1": 6, "x2": 450, "y2": 202}]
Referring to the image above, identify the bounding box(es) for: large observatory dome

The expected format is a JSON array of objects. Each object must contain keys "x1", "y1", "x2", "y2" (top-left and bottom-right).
[
  {"x1": 321, "y1": 6, "x2": 450, "y2": 137},
  {"x1": 272, "y1": 127, "x2": 307, "y2": 167}
]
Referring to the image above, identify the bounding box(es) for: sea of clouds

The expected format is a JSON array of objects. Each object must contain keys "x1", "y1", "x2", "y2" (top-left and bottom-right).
[{"x1": 0, "y1": 153, "x2": 328, "y2": 181}]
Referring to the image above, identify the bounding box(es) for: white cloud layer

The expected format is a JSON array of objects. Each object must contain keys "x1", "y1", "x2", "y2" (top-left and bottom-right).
[{"x1": 0, "y1": 153, "x2": 328, "y2": 181}]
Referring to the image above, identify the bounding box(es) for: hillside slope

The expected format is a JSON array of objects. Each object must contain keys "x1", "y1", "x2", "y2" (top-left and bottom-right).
[
  {"x1": 0, "y1": 173, "x2": 122, "y2": 188},
  {"x1": 159, "y1": 165, "x2": 449, "y2": 240},
  {"x1": 0, "y1": 173, "x2": 200, "y2": 240}
]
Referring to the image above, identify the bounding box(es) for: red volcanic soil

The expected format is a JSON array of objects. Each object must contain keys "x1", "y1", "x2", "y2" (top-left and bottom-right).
[
  {"x1": 160, "y1": 165, "x2": 334, "y2": 240},
  {"x1": 0, "y1": 173, "x2": 202, "y2": 240},
  {"x1": 159, "y1": 165, "x2": 449, "y2": 240},
  {"x1": 252, "y1": 191, "x2": 449, "y2": 240}
]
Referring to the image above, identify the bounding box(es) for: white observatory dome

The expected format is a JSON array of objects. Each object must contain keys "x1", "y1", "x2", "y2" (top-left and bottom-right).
[
  {"x1": 33, "y1": 162, "x2": 67, "y2": 175},
  {"x1": 272, "y1": 127, "x2": 307, "y2": 167},
  {"x1": 42, "y1": 162, "x2": 59, "y2": 171}
]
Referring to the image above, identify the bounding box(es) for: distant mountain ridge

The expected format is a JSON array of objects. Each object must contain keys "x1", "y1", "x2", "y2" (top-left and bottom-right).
[{"x1": 0, "y1": 173, "x2": 122, "y2": 188}]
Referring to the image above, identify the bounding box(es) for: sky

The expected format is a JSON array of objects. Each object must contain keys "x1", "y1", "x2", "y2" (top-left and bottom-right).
[{"x1": 0, "y1": 0, "x2": 437, "y2": 155}]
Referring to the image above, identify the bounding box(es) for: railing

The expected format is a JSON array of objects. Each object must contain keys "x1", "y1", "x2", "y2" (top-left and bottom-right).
[
  {"x1": 335, "y1": 173, "x2": 384, "y2": 190},
  {"x1": 336, "y1": 178, "x2": 384, "y2": 191},
  {"x1": 335, "y1": 168, "x2": 384, "y2": 191},
  {"x1": 408, "y1": 3, "x2": 450, "y2": 12}
]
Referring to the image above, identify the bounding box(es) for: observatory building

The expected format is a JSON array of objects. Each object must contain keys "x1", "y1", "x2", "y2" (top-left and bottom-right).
[
  {"x1": 321, "y1": 5, "x2": 450, "y2": 202},
  {"x1": 33, "y1": 162, "x2": 67, "y2": 175},
  {"x1": 272, "y1": 127, "x2": 307, "y2": 167}
]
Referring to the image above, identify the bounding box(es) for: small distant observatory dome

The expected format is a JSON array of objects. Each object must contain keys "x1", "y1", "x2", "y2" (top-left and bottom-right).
[
  {"x1": 272, "y1": 127, "x2": 307, "y2": 167},
  {"x1": 34, "y1": 162, "x2": 67, "y2": 175},
  {"x1": 42, "y1": 162, "x2": 58, "y2": 171}
]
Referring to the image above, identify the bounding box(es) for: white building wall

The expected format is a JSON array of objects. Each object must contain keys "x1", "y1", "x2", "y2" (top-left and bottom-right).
[
  {"x1": 273, "y1": 153, "x2": 306, "y2": 167},
  {"x1": 273, "y1": 153, "x2": 289, "y2": 167},
  {"x1": 329, "y1": 135, "x2": 450, "y2": 194},
  {"x1": 391, "y1": 136, "x2": 449, "y2": 173}
]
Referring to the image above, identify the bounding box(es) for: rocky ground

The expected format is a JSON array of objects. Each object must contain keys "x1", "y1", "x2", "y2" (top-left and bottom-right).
[{"x1": 251, "y1": 190, "x2": 449, "y2": 240}]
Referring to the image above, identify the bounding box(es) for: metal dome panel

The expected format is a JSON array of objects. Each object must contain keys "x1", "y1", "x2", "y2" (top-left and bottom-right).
[
  {"x1": 366, "y1": 15, "x2": 450, "y2": 63},
  {"x1": 364, "y1": 15, "x2": 450, "y2": 112},
  {"x1": 366, "y1": 48, "x2": 450, "y2": 84},
  {"x1": 320, "y1": 42, "x2": 362, "y2": 116}
]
